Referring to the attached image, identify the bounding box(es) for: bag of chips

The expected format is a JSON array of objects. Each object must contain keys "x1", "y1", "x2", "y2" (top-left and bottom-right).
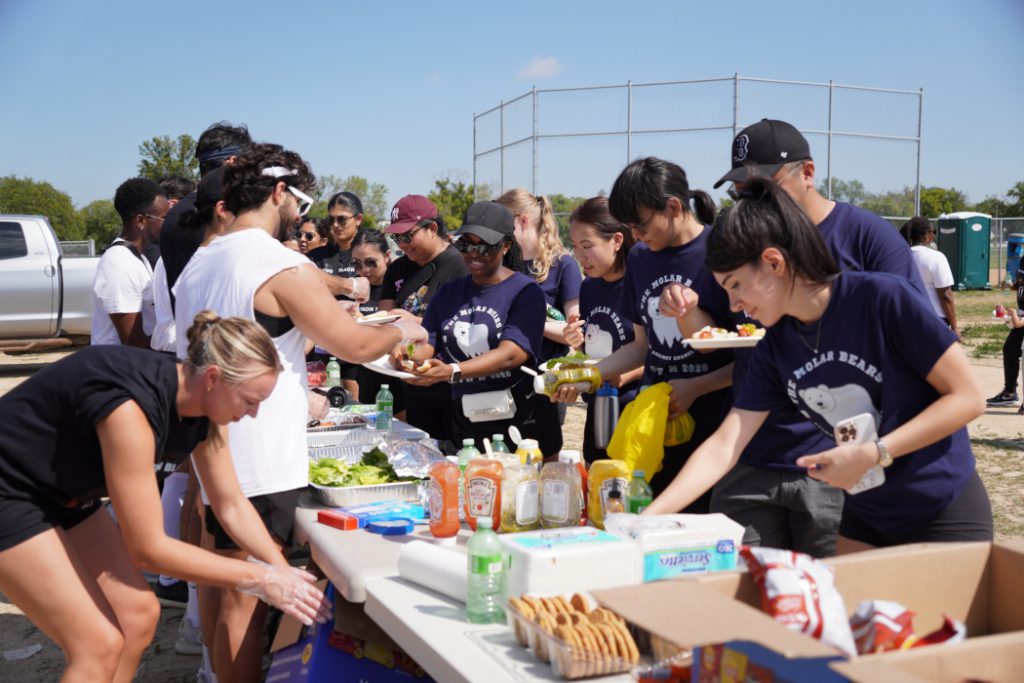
[
  {"x1": 850, "y1": 600, "x2": 916, "y2": 654},
  {"x1": 740, "y1": 547, "x2": 857, "y2": 657}
]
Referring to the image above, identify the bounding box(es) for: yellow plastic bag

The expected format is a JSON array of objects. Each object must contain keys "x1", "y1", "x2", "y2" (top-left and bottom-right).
[
  {"x1": 664, "y1": 412, "x2": 696, "y2": 447},
  {"x1": 606, "y1": 383, "x2": 670, "y2": 482}
]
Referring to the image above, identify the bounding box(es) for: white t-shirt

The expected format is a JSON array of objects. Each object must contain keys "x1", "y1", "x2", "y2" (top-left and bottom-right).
[
  {"x1": 90, "y1": 239, "x2": 155, "y2": 345},
  {"x1": 149, "y1": 258, "x2": 176, "y2": 353},
  {"x1": 173, "y1": 229, "x2": 311, "y2": 500},
  {"x1": 911, "y1": 244, "x2": 955, "y2": 319}
]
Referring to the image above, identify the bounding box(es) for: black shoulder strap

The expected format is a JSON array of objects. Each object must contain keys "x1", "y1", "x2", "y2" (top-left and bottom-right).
[
  {"x1": 107, "y1": 239, "x2": 145, "y2": 264},
  {"x1": 394, "y1": 261, "x2": 437, "y2": 307}
]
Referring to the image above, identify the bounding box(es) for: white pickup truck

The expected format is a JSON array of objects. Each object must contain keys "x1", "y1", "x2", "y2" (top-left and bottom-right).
[{"x1": 0, "y1": 215, "x2": 98, "y2": 339}]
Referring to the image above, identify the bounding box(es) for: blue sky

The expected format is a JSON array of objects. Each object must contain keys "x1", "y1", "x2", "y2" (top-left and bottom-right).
[{"x1": 1, "y1": 0, "x2": 1022, "y2": 212}]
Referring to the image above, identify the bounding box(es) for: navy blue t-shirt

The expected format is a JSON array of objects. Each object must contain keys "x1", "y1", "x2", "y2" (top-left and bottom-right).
[
  {"x1": 734, "y1": 271, "x2": 973, "y2": 536},
  {"x1": 527, "y1": 254, "x2": 583, "y2": 362},
  {"x1": 423, "y1": 273, "x2": 545, "y2": 399},
  {"x1": 621, "y1": 229, "x2": 734, "y2": 442},
  {"x1": 578, "y1": 275, "x2": 639, "y2": 406},
  {"x1": 720, "y1": 201, "x2": 929, "y2": 471}
]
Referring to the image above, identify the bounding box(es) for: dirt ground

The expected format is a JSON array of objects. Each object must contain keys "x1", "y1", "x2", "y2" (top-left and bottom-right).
[{"x1": 0, "y1": 347, "x2": 1019, "y2": 681}]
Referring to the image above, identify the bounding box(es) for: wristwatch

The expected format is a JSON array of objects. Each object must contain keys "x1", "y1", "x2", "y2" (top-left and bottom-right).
[
  {"x1": 449, "y1": 362, "x2": 462, "y2": 383},
  {"x1": 875, "y1": 439, "x2": 893, "y2": 468}
]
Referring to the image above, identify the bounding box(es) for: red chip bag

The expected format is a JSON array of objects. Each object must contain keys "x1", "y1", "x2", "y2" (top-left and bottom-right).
[
  {"x1": 850, "y1": 600, "x2": 916, "y2": 654},
  {"x1": 907, "y1": 614, "x2": 966, "y2": 649},
  {"x1": 741, "y1": 546, "x2": 856, "y2": 657}
]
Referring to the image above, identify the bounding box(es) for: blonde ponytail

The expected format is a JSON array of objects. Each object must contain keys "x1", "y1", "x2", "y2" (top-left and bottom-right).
[{"x1": 496, "y1": 188, "x2": 567, "y2": 283}]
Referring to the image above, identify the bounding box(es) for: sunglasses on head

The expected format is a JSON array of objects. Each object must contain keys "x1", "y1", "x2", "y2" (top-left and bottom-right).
[{"x1": 454, "y1": 238, "x2": 502, "y2": 257}]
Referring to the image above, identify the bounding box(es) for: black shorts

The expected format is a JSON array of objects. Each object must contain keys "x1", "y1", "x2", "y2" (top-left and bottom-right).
[
  {"x1": 839, "y1": 470, "x2": 993, "y2": 547},
  {"x1": 204, "y1": 488, "x2": 302, "y2": 551},
  {"x1": 0, "y1": 477, "x2": 101, "y2": 552}
]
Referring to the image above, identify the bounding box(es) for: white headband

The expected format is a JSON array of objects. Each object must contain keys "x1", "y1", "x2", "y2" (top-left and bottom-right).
[{"x1": 261, "y1": 166, "x2": 299, "y2": 178}]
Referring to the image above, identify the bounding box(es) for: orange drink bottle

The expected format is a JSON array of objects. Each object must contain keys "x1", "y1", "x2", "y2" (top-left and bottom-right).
[
  {"x1": 464, "y1": 459, "x2": 503, "y2": 531},
  {"x1": 428, "y1": 459, "x2": 461, "y2": 541}
]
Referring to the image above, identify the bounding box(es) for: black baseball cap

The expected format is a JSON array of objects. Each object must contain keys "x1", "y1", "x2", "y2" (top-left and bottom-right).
[
  {"x1": 713, "y1": 119, "x2": 812, "y2": 189},
  {"x1": 454, "y1": 201, "x2": 515, "y2": 245},
  {"x1": 195, "y1": 165, "x2": 227, "y2": 212}
]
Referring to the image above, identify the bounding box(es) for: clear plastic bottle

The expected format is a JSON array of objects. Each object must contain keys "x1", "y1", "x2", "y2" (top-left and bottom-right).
[
  {"x1": 457, "y1": 439, "x2": 481, "y2": 521},
  {"x1": 491, "y1": 434, "x2": 511, "y2": 455},
  {"x1": 540, "y1": 451, "x2": 582, "y2": 528},
  {"x1": 466, "y1": 517, "x2": 507, "y2": 624},
  {"x1": 558, "y1": 449, "x2": 588, "y2": 525},
  {"x1": 627, "y1": 470, "x2": 653, "y2": 514},
  {"x1": 500, "y1": 463, "x2": 539, "y2": 532},
  {"x1": 325, "y1": 356, "x2": 342, "y2": 388},
  {"x1": 375, "y1": 384, "x2": 393, "y2": 431}
]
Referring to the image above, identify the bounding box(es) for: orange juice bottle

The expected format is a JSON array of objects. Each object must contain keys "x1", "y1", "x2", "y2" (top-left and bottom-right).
[
  {"x1": 428, "y1": 459, "x2": 461, "y2": 542},
  {"x1": 464, "y1": 459, "x2": 503, "y2": 531}
]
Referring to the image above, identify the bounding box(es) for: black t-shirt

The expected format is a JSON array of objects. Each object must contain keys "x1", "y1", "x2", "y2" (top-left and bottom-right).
[
  {"x1": 307, "y1": 244, "x2": 357, "y2": 279},
  {"x1": 359, "y1": 284, "x2": 384, "y2": 316},
  {"x1": 159, "y1": 192, "x2": 202, "y2": 312},
  {"x1": 0, "y1": 346, "x2": 209, "y2": 507},
  {"x1": 380, "y1": 244, "x2": 468, "y2": 316}
]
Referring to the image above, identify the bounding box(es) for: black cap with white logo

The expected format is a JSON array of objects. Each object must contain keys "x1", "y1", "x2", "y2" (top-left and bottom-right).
[{"x1": 713, "y1": 119, "x2": 812, "y2": 189}]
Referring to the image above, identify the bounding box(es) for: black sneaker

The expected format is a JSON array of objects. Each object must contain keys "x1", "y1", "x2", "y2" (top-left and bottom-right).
[
  {"x1": 154, "y1": 580, "x2": 188, "y2": 608},
  {"x1": 986, "y1": 390, "x2": 1020, "y2": 406}
]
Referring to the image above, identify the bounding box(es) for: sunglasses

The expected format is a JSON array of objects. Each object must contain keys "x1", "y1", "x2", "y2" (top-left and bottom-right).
[
  {"x1": 287, "y1": 185, "x2": 314, "y2": 217},
  {"x1": 352, "y1": 258, "x2": 380, "y2": 269},
  {"x1": 393, "y1": 226, "x2": 423, "y2": 245},
  {"x1": 454, "y1": 239, "x2": 502, "y2": 257},
  {"x1": 329, "y1": 215, "x2": 356, "y2": 226},
  {"x1": 294, "y1": 231, "x2": 319, "y2": 242}
]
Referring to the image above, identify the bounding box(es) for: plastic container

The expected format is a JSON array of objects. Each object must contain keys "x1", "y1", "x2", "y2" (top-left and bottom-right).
[
  {"x1": 491, "y1": 434, "x2": 511, "y2": 454},
  {"x1": 466, "y1": 517, "x2": 506, "y2": 624},
  {"x1": 464, "y1": 458, "x2": 503, "y2": 531},
  {"x1": 500, "y1": 463, "x2": 539, "y2": 533},
  {"x1": 587, "y1": 459, "x2": 631, "y2": 530},
  {"x1": 325, "y1": 356, "x2": 342, "y2": 388},
  {"x1": 515, "y1": 438, "x2": 543, "y2": 468},
  {"x1": 626, "y1": 470, "x2": 653, "y2": 514},
  {"x1": 540, "y1": 452, "x2": 582, "y2": 528},
  {"x1": 375, "y1": 384, "x2": 393, "y2": 431},
  {"x1": 558, "y1": 449, "x2": 588, "y2": 525},
  {"x1": 533, "y1": 366, "x2": 602, "y2": 398},
  {"x1": 428, "y1": 459, "x2": 461, "y2": 541}
]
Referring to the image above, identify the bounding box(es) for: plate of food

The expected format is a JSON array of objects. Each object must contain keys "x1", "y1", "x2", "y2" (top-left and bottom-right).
[
  {"x1": 362, "y1": 355, "x2": 416, "y2": 379},
  {"x1": 355, "y1": 311, "x2": 401, "y2": 325},
  {"x1": 684, "y1": 323, "x2": 766, "y2": 349}
]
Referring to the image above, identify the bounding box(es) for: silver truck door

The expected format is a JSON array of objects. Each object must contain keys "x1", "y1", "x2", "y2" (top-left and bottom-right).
[{"x1": 0, "y1": 219, "x2": 58, "y2": 337}]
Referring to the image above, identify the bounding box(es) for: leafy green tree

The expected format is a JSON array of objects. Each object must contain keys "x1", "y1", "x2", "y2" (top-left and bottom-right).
[
  {"x1": 821, "y1": 178, "x2": 868, "y2": 205},
  {"x1": 0, "y1": 175, "x2": 84, "y2": 240},
  {"x1": 79, "y1": 199, "x2": 121, "y2": 248},
  {"x1": 1006, "y1": 182, "x2": 1024, "y2": 216},
  {"x1": 428, "y1": 178, "x2": 491, "y2": 230},
  {"x1": 859, "y1": 187, "x2": 916, "y2": 218},
  {"x1": 919, "y1": 186, "x2": 968, "y2": 218},
  {"x1": 138, "y1": 134, "x2": 198, "y2": 181},
  {"x1": 972, "y1": 195, "x2": 1009, "y2": 217}
]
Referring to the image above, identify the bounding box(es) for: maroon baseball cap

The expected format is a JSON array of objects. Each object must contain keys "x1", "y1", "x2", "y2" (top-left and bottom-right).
[{"x1": 385, "y1": 195, "x2": 439, "y2": 233}]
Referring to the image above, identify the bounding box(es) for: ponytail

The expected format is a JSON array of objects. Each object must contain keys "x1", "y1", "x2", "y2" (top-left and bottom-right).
[
  {"x1": 608, "y1": 156, "x2": 717, "y2": 227},
  {"x1": 496, "y1": 188, "x2": 567, "y2": 283}
]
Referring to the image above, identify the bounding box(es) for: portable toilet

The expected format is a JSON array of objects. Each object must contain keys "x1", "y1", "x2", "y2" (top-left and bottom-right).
[
  {"x1": 1007, "y1": 234, "x2": 1024, "y2": 283},
  {"x1": 936, "y1": 212, "x2": 991, "y2": 290}
]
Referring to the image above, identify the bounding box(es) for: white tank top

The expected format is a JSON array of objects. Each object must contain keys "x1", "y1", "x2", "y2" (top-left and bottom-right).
[{"x1": 173, "y1": 228, "x2": 311, "y2": 499}]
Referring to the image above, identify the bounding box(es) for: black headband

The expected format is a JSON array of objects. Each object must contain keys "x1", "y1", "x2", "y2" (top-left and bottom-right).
[{"x1": 196, "y1": 144, "x2": 242, "y2": 164}]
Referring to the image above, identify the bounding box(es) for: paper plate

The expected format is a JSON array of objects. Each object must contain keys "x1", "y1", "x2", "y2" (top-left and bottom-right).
[
  {"x1": 684, "y1": 336, "x2": 762, "y2": 349},
  {"x1": 362, "y1": 355, "x2": 415, "y2": 379},
  {"x1": 356, "y1": 314, "x2": 401, "y2": 325}
]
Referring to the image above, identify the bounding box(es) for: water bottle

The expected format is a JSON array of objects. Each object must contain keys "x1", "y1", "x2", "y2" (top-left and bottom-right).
[
  {"x1": 593, "y1": 382, "x2": 619, "y2": 449},
  {"x1": 491, "y1": 434, "x2": 511, "y2": 455},
  {"x1": 375, "y1": 384, "x2": 393, "y2": 431},
  {"x1": 627, "y1": 470, "x2": 653, "y2": 514},
  {"x1": 325, "y1": 356, "x2": 342, "y2": 388},
  {"x1": 466, "y1": 517, "x2": 507, "y2": 624}
]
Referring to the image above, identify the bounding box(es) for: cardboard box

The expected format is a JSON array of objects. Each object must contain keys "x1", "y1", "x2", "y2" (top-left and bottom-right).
[
  {"x1": 268, "y1": 582, "x2": 434, "y2": 682},
  {"x1": 592, "y1": 541, "x2": 1024, "y2": 683}
]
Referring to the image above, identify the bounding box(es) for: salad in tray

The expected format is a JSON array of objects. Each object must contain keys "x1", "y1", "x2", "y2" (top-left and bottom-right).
[{"x1": 308, "y1": 447, "x2": 416, "y2": 488}]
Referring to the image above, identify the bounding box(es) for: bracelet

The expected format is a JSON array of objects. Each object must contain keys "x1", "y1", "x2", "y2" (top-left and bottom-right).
[{"x1": 875, "y1": 439, "x2": 893, "y2": 468}]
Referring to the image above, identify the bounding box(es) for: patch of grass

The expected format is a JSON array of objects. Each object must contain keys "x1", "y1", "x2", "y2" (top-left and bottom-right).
[{"x1": 972, "y1": 441, "x2": 1024, "y2": 540}]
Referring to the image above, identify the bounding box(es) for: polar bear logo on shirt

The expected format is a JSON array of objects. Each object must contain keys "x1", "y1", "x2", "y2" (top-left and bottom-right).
[
  {"x1": 453, "y1": 321, "x2": 490, "y2": 358},
  {"x1": 584, "y1": 324, "x2": 614, "y2": 359},
  {"x1": 797, "y1": 383, "x2": 879, "y2": 429},
  {"x1": 648, "y1": 295, "x2": 682, "y2": 348}
]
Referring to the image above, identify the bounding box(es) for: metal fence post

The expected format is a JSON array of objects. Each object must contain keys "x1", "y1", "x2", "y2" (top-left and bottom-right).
[
  {"x1": 626, "y1": 80, "x2": 632, "y2": 163},
  {"x1": 827, "y1": 80, "x2": 834, "y2": 200},
  {"x1": 499, "y1": 100, "x2": 505, "y2": 194},
  {"x1": 915, "y1": 88, "x2": 924, "y2": 216},
  {"x1": 472, "y1": 112, "x2": 478, "y2": 201},
  {"x1": 732, "y1": 73, "x2": 739, "y2": 137}
]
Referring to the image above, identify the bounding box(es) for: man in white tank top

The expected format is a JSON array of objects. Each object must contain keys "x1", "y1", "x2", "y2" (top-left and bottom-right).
[{"x1": 172, "y1": 143, "x2": 426, "y2": 682}]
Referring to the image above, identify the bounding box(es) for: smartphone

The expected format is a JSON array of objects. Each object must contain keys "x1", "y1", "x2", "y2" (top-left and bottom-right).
[{"x1": 833, "y1": 413, "x2": 885, "y2": 495}]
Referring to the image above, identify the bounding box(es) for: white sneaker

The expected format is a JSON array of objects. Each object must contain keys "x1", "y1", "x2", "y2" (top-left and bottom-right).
[{"x1": 175, "y1": 617, "x2": 203, "y2": 656}]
